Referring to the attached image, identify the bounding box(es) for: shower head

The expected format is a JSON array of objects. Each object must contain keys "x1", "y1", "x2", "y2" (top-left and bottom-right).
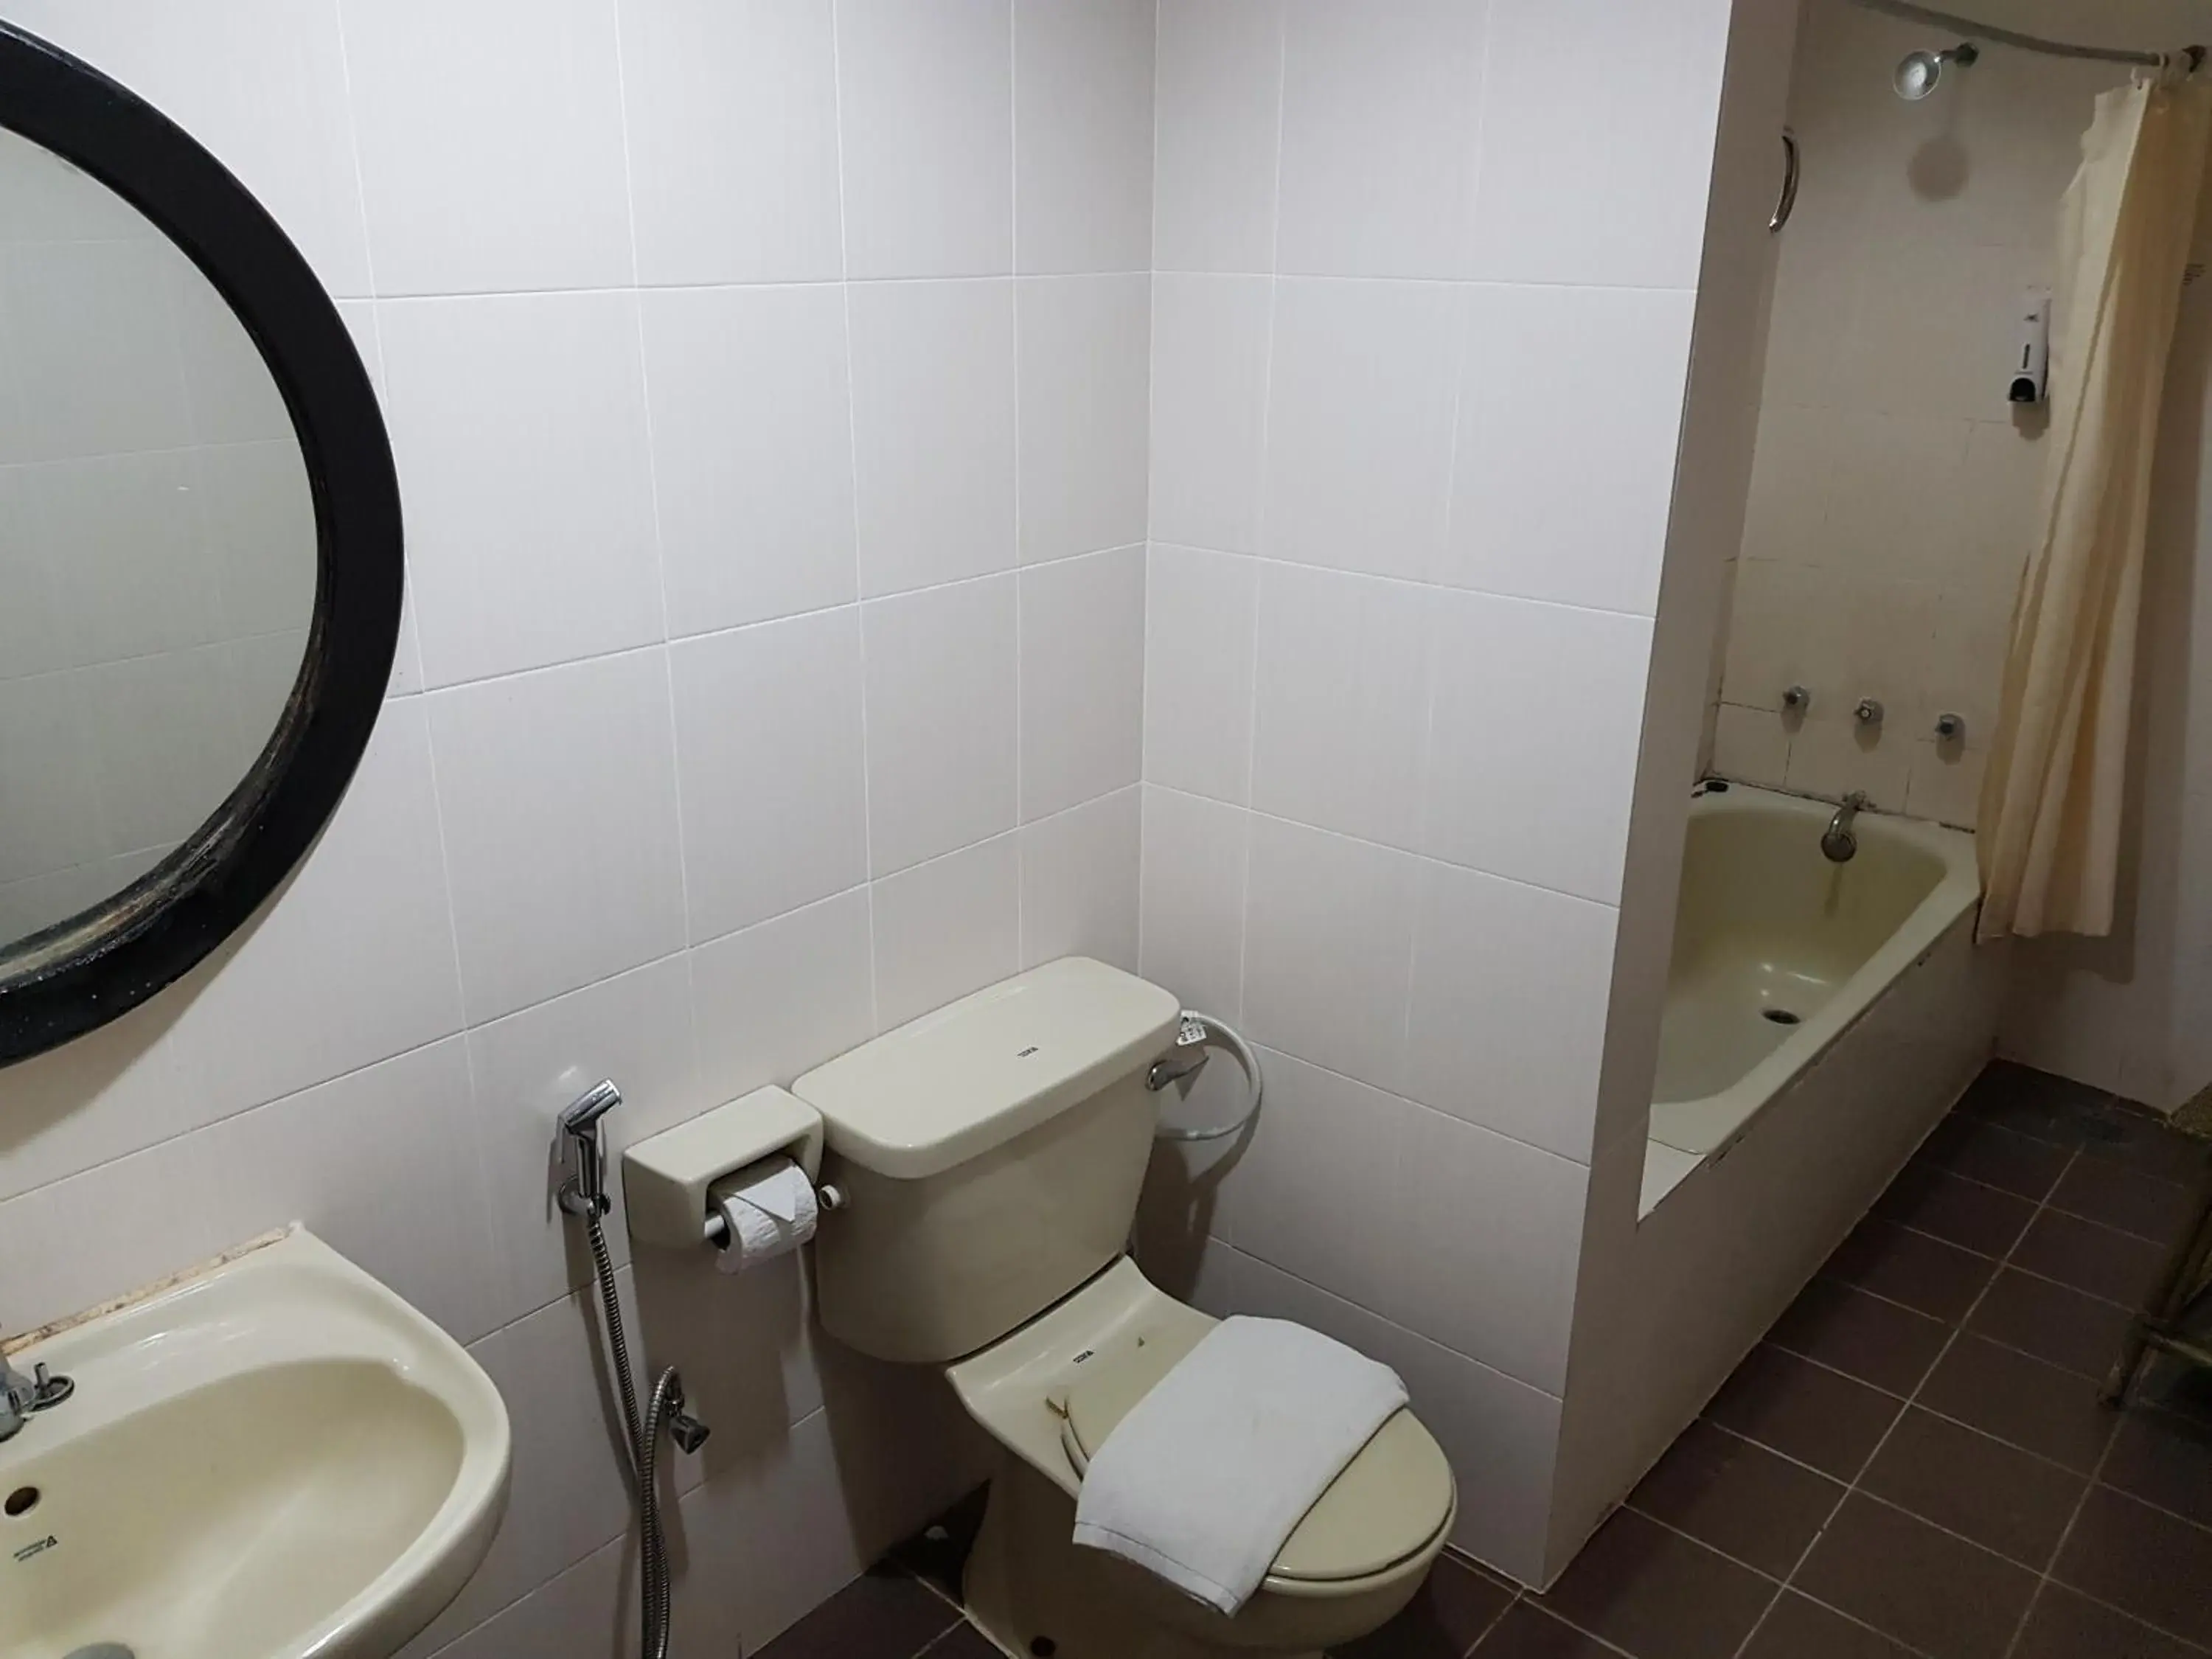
[{"x1": 1894, "y1": 41, "x2": 1979, "y2": 100}]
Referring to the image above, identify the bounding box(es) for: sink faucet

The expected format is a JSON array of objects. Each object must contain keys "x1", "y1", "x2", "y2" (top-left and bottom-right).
[
  {"x1": 1822, "y1": 791, "x2": 1869, "y2": 864},
  {"x1": 0, "y1": 1338, "x2": 74, "y2": 1442}
]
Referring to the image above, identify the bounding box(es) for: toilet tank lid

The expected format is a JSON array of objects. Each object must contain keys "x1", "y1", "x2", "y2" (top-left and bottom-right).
[{"x1": 791, "y1": 958, "x2": 1183, "y2": 1180}]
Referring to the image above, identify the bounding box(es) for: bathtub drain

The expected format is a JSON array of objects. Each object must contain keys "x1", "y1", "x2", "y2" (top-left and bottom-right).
[{"x1": 1762, "y1": 1008, "x2": 1802, "y2": 1026}]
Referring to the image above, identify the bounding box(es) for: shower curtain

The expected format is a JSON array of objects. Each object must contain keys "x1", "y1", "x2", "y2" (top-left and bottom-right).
[{"x1": 1977, "y1": 77, "x2": 2212, "y2": 942}]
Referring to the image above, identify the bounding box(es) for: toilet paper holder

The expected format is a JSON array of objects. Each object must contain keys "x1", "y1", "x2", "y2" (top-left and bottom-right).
[{"x1": 619, "y1": 1084, "x2": 842, "y2": 1252}]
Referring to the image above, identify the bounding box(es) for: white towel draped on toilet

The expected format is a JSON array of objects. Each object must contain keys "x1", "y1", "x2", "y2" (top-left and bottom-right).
[{"x1": 1069, "y1": 1316, "x2": 1410, "y2": 1616}]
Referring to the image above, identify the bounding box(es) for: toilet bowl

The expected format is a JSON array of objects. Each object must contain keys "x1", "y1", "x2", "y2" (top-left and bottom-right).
[
  {"x1": 949, "y1": 1256, "x2": 1455, "y2": 1659},
  {"x1": 793, "y1": 958, "x2": 1458, "y2": 1659}
]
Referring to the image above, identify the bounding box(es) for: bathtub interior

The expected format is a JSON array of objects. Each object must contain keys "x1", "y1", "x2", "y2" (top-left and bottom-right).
[
  {"x1": 1640, "y1": 785, "x2": 1982, "y2": 1214},
  {"x1": 1654, "y1": 804, "x2": 1950, "y2": 1105}
]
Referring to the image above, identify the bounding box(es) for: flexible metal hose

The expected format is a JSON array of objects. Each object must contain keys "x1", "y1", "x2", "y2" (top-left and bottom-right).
[{"x1": 584, "y1": 1202, "x2": 676, "y2": 1659}]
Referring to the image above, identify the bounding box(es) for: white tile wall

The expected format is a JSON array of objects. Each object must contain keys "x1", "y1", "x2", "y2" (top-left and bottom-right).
[
  {"x1": 671, "y1": 608, "x2": 869, "y2": 943},
  {"x1": 1148, "y1": 274, "x2": 1273, "y2": 554},
  {"x1": 1018, "y1": 546, "x2": 1146, "y2": 821},
  {"x1": 1139, "y1": 0, "x2": 1734, "y2": 1584},
  {"x1": 379, "y1": 293, "x2": 664, "y2": 688},
  {"x1": 1151, "y1": 0, "x2": 1284, "y2": 275},
  {"x1": 1260, "y1": 277, "x2": 1463, "y2": 582},
  {"x1": 639, "y1": 284, "x2": 858, "y2": 636},
  {"x1": 1013, "y1": 0, "x2": 1155, "y2": 276},
  {"x1": 1017, "y1": 275, "x2": 1152, "y2": 565},
  {"x1": 860, "y1": 574, "x2": 1019, "y2": 874},
  {"x1": 835, "y1": 0, "x2": 1013, "y2": 279},
  {"x1": 0, "y1": 9, "x2": 1148, "y2": 1652},
  {"x1": 2, "y1": 0, "x2": 1744, "y2": 1624},
  {"x1": 847, "y1": 278, "x2": 1018, "y2": 597},
  {"x1": 617, "y1": 0, "x2": 844, "y2": 288},
  {"x1": 343, "y1": 0, "x2": 636, "y2": 297},
  {"x1": 1141, "y1": 543, "x2": 1259, "y2": 804},
  {"x1": 1273, "y1": 0, "x2": 1487, "y2": 280},
  {"x1": 428, "y1": 650, "x2": 689, "y2": 1025}
]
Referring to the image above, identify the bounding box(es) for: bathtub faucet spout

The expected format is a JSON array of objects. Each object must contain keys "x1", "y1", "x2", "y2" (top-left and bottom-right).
[{"x1": 1822, "y1": 792, "x2": 1868, "y2": 863}]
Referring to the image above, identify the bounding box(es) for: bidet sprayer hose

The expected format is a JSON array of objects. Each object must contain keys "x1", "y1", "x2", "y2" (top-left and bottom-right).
[{"x1": 584, "y1": 1193, "x2": 678, "y2": 1659}]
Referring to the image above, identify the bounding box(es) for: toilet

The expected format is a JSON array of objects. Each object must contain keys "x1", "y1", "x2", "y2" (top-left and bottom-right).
[{"x1": 792, "y1": 957, "x2": 1458, "y2": 1659}]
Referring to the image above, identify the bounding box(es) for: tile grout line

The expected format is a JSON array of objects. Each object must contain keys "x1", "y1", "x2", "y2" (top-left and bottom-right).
[
  {"x1": 1731, "y1": 1144, "x2": 2087, "y2": 1659},
  {"x1": 1649, "y1": 1418, "x2": 2212, "y2": 1637}
]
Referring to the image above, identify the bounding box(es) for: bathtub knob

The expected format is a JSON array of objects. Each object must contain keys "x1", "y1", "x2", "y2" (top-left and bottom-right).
[
  {"x1": 1781, "y1": 684, "x2": 1811, "y2": 714},
  {"x1": 1933, "y1": 712, "x2": 1966, "y2": 742},
  {"x1": 1854, "y1": 698, "x2": 1885, "y2": 728}
]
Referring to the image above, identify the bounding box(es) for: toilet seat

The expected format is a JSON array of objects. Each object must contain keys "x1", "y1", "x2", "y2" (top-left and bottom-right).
[{"x1": 1055, "y1": 1323, "x2": 1457, "y2": 1588}]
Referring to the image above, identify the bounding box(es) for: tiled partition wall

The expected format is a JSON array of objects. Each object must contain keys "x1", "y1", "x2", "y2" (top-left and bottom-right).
[
  {"x1": 0, "y1": 2, "x2": 1154, "y2": 1654},
  {"x1": 1133, "y1": 0, "x2": 1739, "y2": 1585}
]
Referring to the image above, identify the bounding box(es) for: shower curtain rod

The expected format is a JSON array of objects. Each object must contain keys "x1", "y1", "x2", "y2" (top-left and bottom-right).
[{"x1": 1851, "y1": 0, "x2": 2205, "y2": 73}]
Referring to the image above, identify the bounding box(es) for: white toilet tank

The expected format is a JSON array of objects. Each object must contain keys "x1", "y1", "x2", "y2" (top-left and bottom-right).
[{"x1": 793, "y1": 958, "x2": 1183, "y2": 1363}]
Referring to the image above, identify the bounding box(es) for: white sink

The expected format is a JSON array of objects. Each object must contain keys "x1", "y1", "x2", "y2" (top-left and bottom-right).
[{"x1": 1, "y1": 1228, "x2": 511, "y2": 1659}]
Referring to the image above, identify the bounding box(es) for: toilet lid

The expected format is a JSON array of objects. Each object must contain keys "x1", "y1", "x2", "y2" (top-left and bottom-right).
[{"x1": 1060, "y1": 1330, "x2": 1456, "y2": 1585}]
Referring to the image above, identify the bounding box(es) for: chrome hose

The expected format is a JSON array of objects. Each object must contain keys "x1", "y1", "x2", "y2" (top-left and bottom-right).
[{"x1": 583, "y1": 1200, "x2": 678, "y2": 1659}]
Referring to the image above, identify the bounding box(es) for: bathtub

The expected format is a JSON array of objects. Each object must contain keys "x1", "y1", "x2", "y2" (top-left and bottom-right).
[{"x1": 1648, "y1": 784, "x2": 1984, "y2": 1164}]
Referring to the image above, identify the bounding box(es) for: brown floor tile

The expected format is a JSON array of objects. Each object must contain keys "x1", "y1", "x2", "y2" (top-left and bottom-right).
[
  {"x1": 1467, "y1": 1601, "x2": 1615, "y2": 1658},
  {"x1": 1858, "y1": 1408, "x2": 2088, "y2": 1568},
  {"x1": 756, "y1": 1566, "x2": 962, "y2": 1659},
  {"x1": 1534, "y1": 1509, "x2": 1775, "y2": 1659},
  {"x1": 2051, "y1": 1486, "x2": 2212, "y2": 1647},
  {"x1": 1820, "y1": 1217, "x2": 1999, "y2": 1323},
  {"x1": 2012, "y1": 1211, "x2": 2171, "y2": 1309},
  {"x1": 1706, "y1": 1345, "x2": 1904, "y2": 1481},
  {"x1": 2076, "y1": 1106, "x2": 2212, "y2": 1189},
  {"x1": 2014, "y1": 1583, "x2": 2203, "y2": 1659},
  {"x1": 2048, "y1": 1156, "x2": 2206, "y2": 1246},
  {"x1": 1739, "y1": 1593, "x2": 1919, "y2": 1658},
  {"x1": 1874, "y1": 1158, "x2": 2039, "y2": 1258},
  {"x1": 1919, "y1": 1114, "x2": 2075, "y2": 1200},
  {"x1": 1966, "y1": 1269, "x2": 2136, "y2": 1378},
  {"x1": 920, "y1": 1628, "x2": 1001, "y2": 1658},
  {"x1": 1916, "y1": 1336, "x2": 2120, "y2": 1472},
  {"x1": 1335, "y1": 1553, "x2": 1516, "y2": 1659},
  {"x1": 2102, "y1": 1409, "x2": 2212, "y2": 1529},
  {"x1": 1954, "y1": 1062, "x2": 2113, "y2": 1147},
  {"x1": 1627, "y1": 1419, "x2": 1844, "y2": 1579},
  {"x1": 1768, "y1": 1277, "x2": 1952, "y2": 1394},
  {"x1": 1792, "y1": 1495, "x2": 2039, "y2": 1659}
]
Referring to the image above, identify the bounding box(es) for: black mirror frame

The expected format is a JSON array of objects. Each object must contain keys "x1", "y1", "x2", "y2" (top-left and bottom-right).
[{"x1": 0, "y1": 21, "x2": 403, "y2": 1065}]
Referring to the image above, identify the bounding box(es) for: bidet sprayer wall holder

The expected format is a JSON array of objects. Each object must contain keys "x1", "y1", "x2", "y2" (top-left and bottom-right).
[{"x1": 557, "y1": 1077, "x2": 622, "y2": 1220}]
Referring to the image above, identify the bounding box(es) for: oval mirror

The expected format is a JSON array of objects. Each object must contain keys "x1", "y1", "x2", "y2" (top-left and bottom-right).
[{"x1": 0, "y1": 23, "x2": 401, "y2": 1064}]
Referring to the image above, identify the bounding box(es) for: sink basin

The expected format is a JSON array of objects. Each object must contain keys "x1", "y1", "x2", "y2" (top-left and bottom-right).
[{"x1": 1, "y1": 1228, "x2": 511, "y2": 1659}]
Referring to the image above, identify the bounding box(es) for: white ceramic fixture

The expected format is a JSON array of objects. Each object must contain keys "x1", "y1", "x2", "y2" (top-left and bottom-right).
[
  {"x1": 792, "y1": 958, "x2": 1456, "y2": 1659},
  {"x1": 1, "y1": 1228, "x2": 511, "y2": 1659}
]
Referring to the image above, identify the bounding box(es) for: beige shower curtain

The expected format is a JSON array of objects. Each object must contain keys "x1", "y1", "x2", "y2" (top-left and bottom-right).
[{"x1": 1978, "y1": 77, "x2": 2212, "y2": 942}]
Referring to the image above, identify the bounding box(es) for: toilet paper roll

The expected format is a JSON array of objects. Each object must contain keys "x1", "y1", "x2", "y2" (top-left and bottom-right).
[{"x1": 710, "y1": 1155, "x2": 818, "y2": 1275}]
